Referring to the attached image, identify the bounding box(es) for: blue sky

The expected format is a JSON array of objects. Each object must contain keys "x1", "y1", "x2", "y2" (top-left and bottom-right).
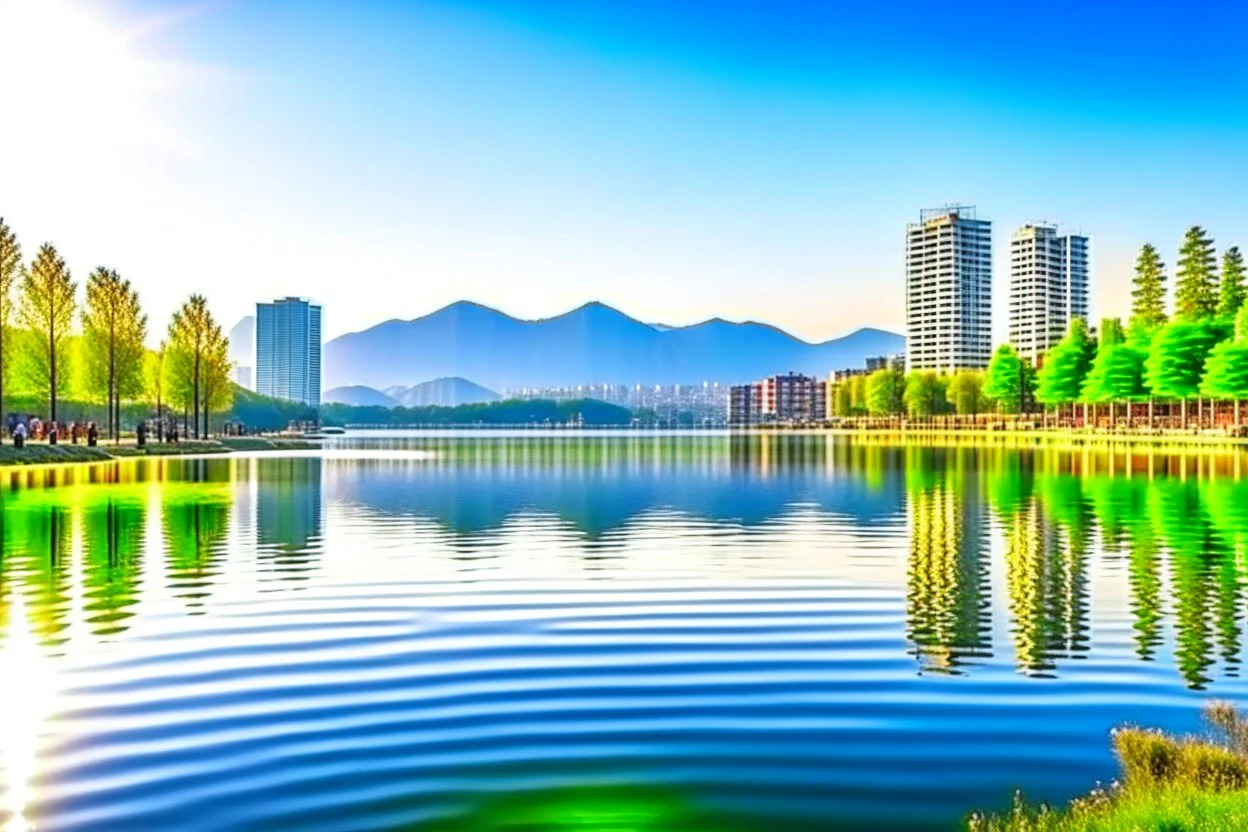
[{"x1": 2, "y1": 0, "x2": 1247, "y2": 343}]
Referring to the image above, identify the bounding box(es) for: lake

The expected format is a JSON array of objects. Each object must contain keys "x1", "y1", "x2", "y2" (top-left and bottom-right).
[{"x1": 2, "y1": 432, "x2": 1248, "y2": 831}]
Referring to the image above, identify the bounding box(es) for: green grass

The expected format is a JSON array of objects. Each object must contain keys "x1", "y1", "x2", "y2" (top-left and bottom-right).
[
  {"x1": 0, "y1": 444, "x2": 114, "y2": 465},
  {"x1": 972, "y1": 703, "x2": 1248, "y2": 831},
  {"x1": 217, "y1": 437, "x2": 320, "y2": 451}
]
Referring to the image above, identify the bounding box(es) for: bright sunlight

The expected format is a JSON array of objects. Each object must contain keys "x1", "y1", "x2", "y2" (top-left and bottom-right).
[{"x1": 0, "y1": 0, "x2": 173, "y2": 162}]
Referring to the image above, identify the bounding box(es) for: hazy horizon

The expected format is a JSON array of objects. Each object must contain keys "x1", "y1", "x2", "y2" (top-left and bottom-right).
[{"x1": 3, "y1": 0, "x2": 1247, "y2": 346}]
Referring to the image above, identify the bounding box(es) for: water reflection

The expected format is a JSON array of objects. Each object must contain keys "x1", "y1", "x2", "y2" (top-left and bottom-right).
[{"x1": 2, "y1": 436, "x2": 1248, "y2": 830}]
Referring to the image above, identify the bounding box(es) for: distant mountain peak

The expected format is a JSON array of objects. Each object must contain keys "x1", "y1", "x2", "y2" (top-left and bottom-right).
[{"x1": 325, "y1": 300, "x2": 902, "y2": 391}]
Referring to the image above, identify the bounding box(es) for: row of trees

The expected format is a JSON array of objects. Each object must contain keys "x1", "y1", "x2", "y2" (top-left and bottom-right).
[
  {"x1": 0, "y1": 216, "x2": 232, "y2": 441},
  {"x1": 833, "y1": 226, "x2": 1248, "y2": 426}
]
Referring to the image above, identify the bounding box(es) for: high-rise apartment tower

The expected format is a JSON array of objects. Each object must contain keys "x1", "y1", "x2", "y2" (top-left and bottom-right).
[
  {"x1": 256, "y1": 297, "x2": 323, "y2": 407},
  {"x1": 905, "y1": 206, "x2": 993, "y2": 372},
  {"x1": 1008, "y1": 224, "x2": 1089, "y2": 364}
]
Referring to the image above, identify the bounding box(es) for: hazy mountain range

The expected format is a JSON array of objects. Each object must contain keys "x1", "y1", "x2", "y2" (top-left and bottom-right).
[
  {"x1": 326, "y1": 377, "x2": 501, "y2": 408},
  {"x1": 323, "y1": 301, "x2": 902, "y2": 392}
]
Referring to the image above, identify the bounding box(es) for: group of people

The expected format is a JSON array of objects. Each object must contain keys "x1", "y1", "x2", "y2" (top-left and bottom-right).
[{"x1": 11, "y1": 419, "x2": 100, "y2": 449}]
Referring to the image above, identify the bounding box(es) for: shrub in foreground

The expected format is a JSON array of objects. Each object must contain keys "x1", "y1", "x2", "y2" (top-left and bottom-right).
[{"x1": 971, "y1": 703, "x2": 1248, "y2": 831}]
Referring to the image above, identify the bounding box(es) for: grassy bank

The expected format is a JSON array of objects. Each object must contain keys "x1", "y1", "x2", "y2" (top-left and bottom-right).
[
  {"x1": 972, "y1": 703, "x2": 1248, "y2": 831},
  {"x1": 0, "y1": 444, "x2": 115, "y2": 465}
]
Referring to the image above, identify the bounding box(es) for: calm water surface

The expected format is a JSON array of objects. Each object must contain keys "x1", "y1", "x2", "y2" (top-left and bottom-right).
[{"x1": 3, "y1": 432, "x2": 1248, "y2": 831}]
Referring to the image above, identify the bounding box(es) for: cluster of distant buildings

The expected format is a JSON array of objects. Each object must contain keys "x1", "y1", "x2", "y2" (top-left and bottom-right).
[
  {"x1": 728, "y1": 205, "x2": 1089, "y2": 426},
  {"x1": 509, "y1": 382, "x2": 729, "y2": 423},
  {"x1": 232, "y1": 297, "x2": 324, "y2": 408}
]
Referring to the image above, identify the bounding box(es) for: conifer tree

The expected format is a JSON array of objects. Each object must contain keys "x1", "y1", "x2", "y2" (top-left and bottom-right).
[
  {"x1": 1218, "y1": 245, "x2": 1246, "y2": 321},
  {"x1": 1174, "y1": 226, "x2": 1219, "y2": 320},
  {"x1": 1131, "y1": 243, "x2": 1168, "y2": 330}
]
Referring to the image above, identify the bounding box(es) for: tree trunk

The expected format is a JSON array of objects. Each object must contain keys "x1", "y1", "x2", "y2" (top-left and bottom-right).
[
  {"x1": 0, "y1": 325, "x2": 5, "y2": 445},
  {"x1": 1149, "y1": 398, "x2": 1155, "y2": 429},
  {"x1": 193, "y1": 346, "x2": 201, "y2": 440},
  {"x1": 1182, "y1": 398, "x2": 1188, "y2": 429},
  {"x1": 1236, "y1": 400, "x2": 1241, "y2": 431}
]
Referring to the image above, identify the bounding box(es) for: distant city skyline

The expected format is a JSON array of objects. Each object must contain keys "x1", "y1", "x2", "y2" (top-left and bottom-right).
[{"x1": 2, "y1": 0, "x2": 1247, "y2": 345}]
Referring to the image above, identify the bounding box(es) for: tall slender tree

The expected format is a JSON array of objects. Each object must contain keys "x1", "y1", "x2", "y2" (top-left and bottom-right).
[
  {"x1": 167, "y1": 295, "x2": 229, "y2": 438},
  {"x1": 1131, "y1": 243, "x2": 1168, "y2": 330},
  {"x1": 148, "y1": 340, "x2": 168, "y2": 440},
  {"x1": 1218, "y1": 245, "x2": 1246, "y2": 322},
  {"x1": 18, "y1": 244, "x2": 77, "y2": 423},
  {"x1": 0, "y1": 218, "x2": 21, "y2": 443},
  {"x1": 1174, "y1": 226, "x2": 1219, "y2": 320},
  {"x1": 83, "y1": 268, "x2": 147, "y2": 441}
]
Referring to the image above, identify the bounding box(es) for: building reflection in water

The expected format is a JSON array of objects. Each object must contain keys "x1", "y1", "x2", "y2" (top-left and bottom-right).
[
  {"x1": 904, "y1": 447, "x2": 990, "y2": 674},
  {"x1": 254, "y1": 457, "x2": 324, "y2": 582}
]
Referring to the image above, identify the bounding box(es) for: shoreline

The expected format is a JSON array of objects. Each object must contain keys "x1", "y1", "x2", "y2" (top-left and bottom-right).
[
  {"x1": 755, "y1": 425, "x2": 1248, "y2": 447},
  {"x1": 0, "y1": 437, "x2": 322, "y2": 468}
]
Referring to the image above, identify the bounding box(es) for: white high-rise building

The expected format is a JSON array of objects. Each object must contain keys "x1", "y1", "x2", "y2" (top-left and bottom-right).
[
  {"x1": 1008, "y1": 225, "x2": 1089, "y2": 364},
  {"x1": 905, "y1": 206, "x2": 993, "y2": 373}
]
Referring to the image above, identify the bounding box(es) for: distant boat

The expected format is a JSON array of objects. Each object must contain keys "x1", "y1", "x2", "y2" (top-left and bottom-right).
[{"x1": 319, "y1": 427, "x2": 346, "y2": 435}]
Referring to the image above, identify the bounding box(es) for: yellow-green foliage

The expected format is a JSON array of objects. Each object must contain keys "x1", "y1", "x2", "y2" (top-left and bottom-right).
[{"x1": 972, "y1": 703, "x2": 1248, "y2": 831}]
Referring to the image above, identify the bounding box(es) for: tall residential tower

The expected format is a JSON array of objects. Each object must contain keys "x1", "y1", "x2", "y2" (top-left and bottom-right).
[
  {"x1": 256, "y1": 297, "x2": 323, "y2": 407},
  {"x1": 1008, "y1": 224, "x2": 1089, "y2": 364},
  {"x1": 905, "y1": 206, "x2": 993, "y2": 372}
]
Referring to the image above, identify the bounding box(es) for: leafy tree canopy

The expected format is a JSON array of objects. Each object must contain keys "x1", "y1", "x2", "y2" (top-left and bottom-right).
[
  {"x1": 1144, "y1": 318, "x2": 1223, "y2": 399},
  {"x1": 983, "y1": 344, "x2": 1035, "y2": 413},
  {"x1": 1035, "y1": 318, "x2": 1096, "y2": 406}
]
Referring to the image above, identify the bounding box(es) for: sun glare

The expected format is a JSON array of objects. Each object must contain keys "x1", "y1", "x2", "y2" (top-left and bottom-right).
[
  {"x1": 0, "y1": 592, "x2": 58, "y2": 832},
  {"x1": 0, "y1": 0, "x2": 173, "y2": 161}
]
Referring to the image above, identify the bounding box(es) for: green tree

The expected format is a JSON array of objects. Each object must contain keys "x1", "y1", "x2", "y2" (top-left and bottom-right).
[
  {"x1": 1035, "y1": 318, "x2": 1096, "y2": 411},
  {"x1": 983, "y1": 345, "x2": 1035, "y2": 414},
  {"x1": 865, "y1": 367, "x2": 904, "y2": 415},
  {"x1": 200, "y1": 327, "x2": 232, "y2": 435},
  {"x1": 1145, "y1": 318, "x2": 1223, "y2": 424},
  {"x1": 167, "y1": 295, "x2": 227, "y2": 438},
  {"x1": 831, "y1": 381, "x2": 853, "y2": 417},
  {"x1": 1218, "y1": 245, "x2": 1246, "y2": 321},
  {"x1": 18, "y1": 243, "x2": 77, "y2": 422},
  {"x1": 903, "y1": 371, "x2": 948, "y2": 418},
  {"x1": 1130, "y1": 243, "x2": 1168, "y2": 329},
  {"x1": 1081, "y1": 317, "x2": 1146, "y2": 419},
  {"x1": 83, "y1": 268, "x2": 147, "y2": 441},
  {"x1": 0, "y1": 218, "x2": 21, "y2": 441},
  {"x1": 147, "y1": 341, "x2": 168, "y2": 437},
  {"x1": 848, "y1": 375, "x2": 867, "y2": 415},
  {"x1": 1200, "y1": 305, "x2": 1248, "y2": 426},
  {"x1": 947, "y1": 370, "x2": 984, "y2": 416},
  {"x1": 1174, "y1": 226, "x2": 1219, "y2": 320}
]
